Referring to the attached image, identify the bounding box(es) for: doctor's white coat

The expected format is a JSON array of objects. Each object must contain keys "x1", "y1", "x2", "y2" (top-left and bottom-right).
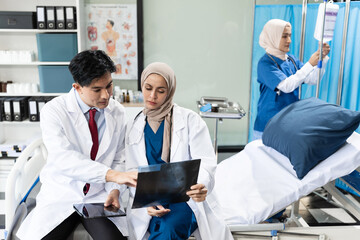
[
  {"x1": 125, "y1": 104, "x2": 233, "y2": 240},
  {"x1": 17, "y1": 89, "x2": 128, "y2": 240}
]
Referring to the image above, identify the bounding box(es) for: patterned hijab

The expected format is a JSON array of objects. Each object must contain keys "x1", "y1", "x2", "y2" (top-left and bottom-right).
[
  {"x1": 141, "y1": 62, "x2": 176, "y2": 162},
  {"x1": 259, "y1": 19, "x2": 291, "y2": 60}
]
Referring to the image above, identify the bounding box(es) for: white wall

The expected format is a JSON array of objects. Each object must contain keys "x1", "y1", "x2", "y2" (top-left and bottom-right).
[{"x1": 143, "y1": 0, "x2": 254, "y2": 145}]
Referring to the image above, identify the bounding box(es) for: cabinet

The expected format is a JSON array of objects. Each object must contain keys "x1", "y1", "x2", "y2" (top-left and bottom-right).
[{"x1": 0, "y1": 0, "x2": 85, "y2": 143}]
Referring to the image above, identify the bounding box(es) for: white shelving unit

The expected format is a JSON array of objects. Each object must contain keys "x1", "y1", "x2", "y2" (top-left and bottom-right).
[
  {"x1": 0, "y1": 29, "x2": 77, "y2": 33},
  {"x1": 0, "y1": 2, "x2": 86, "y2": 235},
  {"x1": 0, "y1": 0, "x2": 85, "y2": 143},
  {"x1": 0, "y1": 93, "x2": 64, "y2": 96},
  {"x1": 0, "y1": 62, "x2": 70, "y2": 66}
]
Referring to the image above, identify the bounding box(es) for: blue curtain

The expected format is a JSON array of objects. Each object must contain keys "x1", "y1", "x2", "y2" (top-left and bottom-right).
[
  {"x1": 249, "y1": 2, "x2": 360, "y2": 142},
  {"x1": 341, "y1": 3, "x2": 360, "y2": 111}
]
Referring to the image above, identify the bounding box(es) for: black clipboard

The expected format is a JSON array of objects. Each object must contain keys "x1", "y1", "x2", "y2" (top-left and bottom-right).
[
  {"x1": 73, "y1": 203, "x2": 126, "y2": 219},
  {"x1": 132, "y1": 159, "x2": 201, "y2": 209}
]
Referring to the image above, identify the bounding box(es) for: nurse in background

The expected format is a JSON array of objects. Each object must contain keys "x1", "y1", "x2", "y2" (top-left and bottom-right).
[
  {"x1": 253, "y1": 19, "x2": 330, "y2": 140},
  {"x1": 125, "y1": 62, "x2": 233, "y2": 240}
]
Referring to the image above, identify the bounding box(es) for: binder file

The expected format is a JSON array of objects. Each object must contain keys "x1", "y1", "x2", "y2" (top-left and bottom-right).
[
  {"x1": 12, "y1": 97, "x2": 29, "y2": 121},
  {"x1": 36, "y1": 6, "x2": 46, "y2": 29},
  {"x1": 65, "y1": 7, "x2": 76, "y2": 29},
  {"x1": 37, "y1": 97, "x2": 47, "y2": 117},
  {"x1": 3, "y1": 98, "x2": 14, "y2": 121},
  {"x1": 12, "y1": 98, "x2": 21, "y2": 121},
  {"x1": 55, "y1": 6, "x2": 65, "y2": 29},
  {"x1": 28, "y1": 97, "x2": 39, "y2": 122},
  {"x1": 46, "y1": 7, "x2": 56, "y2": 29},
  {"x1": 0, "y1": 97, "x2": 5, "y2": 121}
]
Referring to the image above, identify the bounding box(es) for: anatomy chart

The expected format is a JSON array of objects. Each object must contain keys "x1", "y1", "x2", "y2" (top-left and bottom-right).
[{"x1": 85, "y1": 4, "x2": 138, "y2": 79}]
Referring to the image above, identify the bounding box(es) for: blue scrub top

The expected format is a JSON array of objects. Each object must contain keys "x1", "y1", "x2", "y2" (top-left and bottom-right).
[
  {"x1": 144, "y1": 120, "x2": 198, "y2": 239},
  {"x1": 254, "y1": 53, "x2": 304, "y2": 132},
  {"x1": 144, "y1": 120, "x2": 166, "y2": 165}
]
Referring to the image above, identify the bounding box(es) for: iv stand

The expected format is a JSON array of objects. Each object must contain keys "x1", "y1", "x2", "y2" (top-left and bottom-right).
[
  {"x1": 298, "y1": 0, "x2": 308, "y2": 99},
  {"x1": 336, "y1": 0, "x2": 351, "y2": 105},
  {"x1": 316, "y1": 0, "x2": 328, "y2": 98}
]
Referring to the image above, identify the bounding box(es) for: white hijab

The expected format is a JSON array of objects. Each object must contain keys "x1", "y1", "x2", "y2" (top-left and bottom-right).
[{"x1": 259, "y1": 19, "x2": 291, "y2": 60}]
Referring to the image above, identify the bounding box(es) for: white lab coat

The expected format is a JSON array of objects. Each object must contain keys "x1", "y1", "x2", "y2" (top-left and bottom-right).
[
  {"x1": 125, "y1": 104, "x2": 233, "y2": 240},
  {"x1": 17, "y1": 89, "x2": 128, "y2": 240}
]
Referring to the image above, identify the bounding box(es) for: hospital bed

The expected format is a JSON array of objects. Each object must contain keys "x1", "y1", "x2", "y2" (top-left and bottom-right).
[
  {"x1": 5, "y1": 133, "x2": 360, "y2": 240},
  {"x1": 214, "y1": 132, "x2": 360, "y2": 239},
  {"x1": 4, "y1": 138, "x2": 92, "y2": 240}
]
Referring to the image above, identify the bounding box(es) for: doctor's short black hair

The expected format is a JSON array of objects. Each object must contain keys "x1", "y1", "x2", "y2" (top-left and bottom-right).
[
  {"x1": 68, "y1": 50, "x2": 116, "y2": 87},
  {"x1": 108, "y1": 20, "x2": 114, "y2": 26}
]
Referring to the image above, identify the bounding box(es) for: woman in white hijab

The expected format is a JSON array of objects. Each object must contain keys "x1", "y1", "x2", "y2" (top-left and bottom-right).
[
  {"x1": 125, "y1": 62, "x2": 233, "y2": 240},
  {"x1": 253, "y1": 19, "x2": 330, "y2": 140}
]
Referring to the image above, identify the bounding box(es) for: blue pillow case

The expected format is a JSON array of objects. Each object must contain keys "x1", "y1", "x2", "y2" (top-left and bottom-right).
[{"x1": 262, "y1": 97, "x2": 360, "y2": 179}]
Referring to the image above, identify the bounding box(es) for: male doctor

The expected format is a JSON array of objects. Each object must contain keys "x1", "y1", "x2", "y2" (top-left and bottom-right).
[{"x1": 17, "y1": 50, "x2": 137, "y2": 240}]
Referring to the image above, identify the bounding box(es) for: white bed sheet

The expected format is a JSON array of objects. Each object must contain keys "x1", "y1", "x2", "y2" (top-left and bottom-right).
[{"x1": 214, "y1": 132, "x2": 360, "y2": 225}]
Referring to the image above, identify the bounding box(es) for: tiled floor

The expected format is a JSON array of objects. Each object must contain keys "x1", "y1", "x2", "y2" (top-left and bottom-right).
[{"x1": 295, "y1": 189, "x2": 360, "y2": 226}]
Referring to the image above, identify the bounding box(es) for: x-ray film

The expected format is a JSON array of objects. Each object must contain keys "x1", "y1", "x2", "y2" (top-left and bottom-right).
[{"x1": 132, "y1": 159, "x2": 201, "y2": 209}]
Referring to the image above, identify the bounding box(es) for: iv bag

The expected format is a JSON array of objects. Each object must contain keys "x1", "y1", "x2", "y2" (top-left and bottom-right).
[{"x1": 314, "y1": 2, "x2": 339, "y2": 42}]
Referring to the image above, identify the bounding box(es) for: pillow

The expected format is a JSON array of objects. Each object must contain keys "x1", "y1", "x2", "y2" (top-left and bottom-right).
[{"x1": 262, "y1": 97, "x2": 360, "y2": 179}]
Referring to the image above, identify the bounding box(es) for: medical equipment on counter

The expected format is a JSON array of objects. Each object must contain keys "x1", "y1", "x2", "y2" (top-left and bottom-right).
[
  {"x1": 200, "y1": 96, "x2": 228, "y2": 108},
  {"x1": 197, "y1": 96, "x2": 246, "y2": 161},
  {"x1": 0, "y1": 144, "x2": 26, "y2": 158}
]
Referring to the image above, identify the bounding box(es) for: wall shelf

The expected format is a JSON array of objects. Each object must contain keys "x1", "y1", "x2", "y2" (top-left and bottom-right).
[
  {"x1": 0, "y1": 120, "x2": 40, "y2": 125},
  {"x1": 0, "y1": 62, "x2": 70, "y2": 66},
  {"x1": 0, "y1": 29, "x2": 77, "y2": 33},
  {"x1": 0, "y1": 93, "x2": 63, "y2": 96}
]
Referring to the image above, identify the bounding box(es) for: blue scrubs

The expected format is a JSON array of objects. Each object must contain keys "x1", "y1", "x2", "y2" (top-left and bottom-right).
[
  {"x1": 254, "y1": 53, "x2": 303, "y2": 132},
  {"x1": 144, "y1": 120, "x2": 198, "y2": 240}
]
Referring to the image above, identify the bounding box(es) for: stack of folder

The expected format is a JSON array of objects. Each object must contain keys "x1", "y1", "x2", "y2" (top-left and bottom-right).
[
  {"x1": 0, "y1": 96, "x2": 55, "y2": 122},
  {"x1": 36, "y1": 6, "x2": 76, "y2": 30}
]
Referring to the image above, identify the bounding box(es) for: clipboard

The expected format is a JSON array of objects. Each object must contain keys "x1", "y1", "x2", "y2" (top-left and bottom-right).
[
  {"x1": 73, "y1": 203, "x2": 126, "y2": 219},
  {"x1": 132, "y1": 159, "x2": 201, "y2": 209}
]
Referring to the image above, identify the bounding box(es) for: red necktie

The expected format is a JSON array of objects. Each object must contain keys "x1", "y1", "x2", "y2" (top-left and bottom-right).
[{"x1": 83, "y1": 108, "x2": 99, "y2": 195}]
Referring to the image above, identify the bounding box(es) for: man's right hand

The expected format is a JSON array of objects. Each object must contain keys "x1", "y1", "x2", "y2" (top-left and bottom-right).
[{"x1": 106, "y1": 169, "x2": 138, "y2": 187}]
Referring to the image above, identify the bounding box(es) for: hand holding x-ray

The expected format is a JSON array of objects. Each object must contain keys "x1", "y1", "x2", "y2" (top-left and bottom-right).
[{"x1": 186, "y1": 183, "x2": 208, "y2": 202}]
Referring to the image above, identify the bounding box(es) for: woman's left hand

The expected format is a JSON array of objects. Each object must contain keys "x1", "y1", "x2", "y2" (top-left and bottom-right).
[
  {"x1": 186, "y1": 183, "x2": 208, "y2": 202},
  {"x1": 147, "y1": 205, "x2": 171, "y2": 218}
]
